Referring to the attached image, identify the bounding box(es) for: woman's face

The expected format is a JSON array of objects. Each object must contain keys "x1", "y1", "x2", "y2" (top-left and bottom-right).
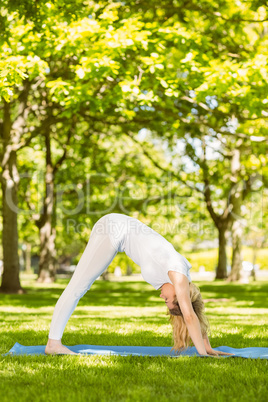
[{"x1": 159, "y1": 283, "x2": 176, "y2": 310}]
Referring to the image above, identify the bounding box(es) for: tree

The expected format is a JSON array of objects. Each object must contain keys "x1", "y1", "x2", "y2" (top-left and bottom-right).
[
  {"x1": 0, "y1": 81, "x2": 34, "y2": 293},
  {"x1": 35, "y1": 118, "x2": 75, "y2": 282},
  {"x1": 1, "y1": 0, "x2": 267, "y2": 290},
  {"x1": 0, "y1": 0, "x2": 158, "y2": 285}
]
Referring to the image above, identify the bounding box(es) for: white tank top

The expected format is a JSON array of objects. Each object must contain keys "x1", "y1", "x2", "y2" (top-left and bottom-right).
[{"x1": 94, "y1": 213, "x2": 192, "y2": 290}]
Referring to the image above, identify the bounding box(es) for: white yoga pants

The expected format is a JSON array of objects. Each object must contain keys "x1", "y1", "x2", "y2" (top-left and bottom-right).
[{"x1": 48, "y1": 219, "x2": 118, "y2": 340}]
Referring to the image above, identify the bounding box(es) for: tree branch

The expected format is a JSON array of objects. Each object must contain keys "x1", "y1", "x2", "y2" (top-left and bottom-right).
[
  {"x1": 124, "y1": 131, "x2": 203, "y2": 194},
  {"x1": 53, "y1": 116, "x2": 76, "y2": 174}
]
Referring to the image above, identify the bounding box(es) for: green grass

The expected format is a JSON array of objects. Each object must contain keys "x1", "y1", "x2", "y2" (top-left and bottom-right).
[{"x1": 0, "y1": 275, "x2": 268, "y2": 402}]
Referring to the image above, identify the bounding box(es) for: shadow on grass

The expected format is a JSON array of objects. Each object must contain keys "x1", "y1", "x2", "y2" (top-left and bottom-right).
[
  {"x1": 0, "y1": 280, "x2": 268, "y2": 309},
  {"x1": 1, "y1": 350, "x2": 267, "y2": 402},
  {"x1": 1, "y1": 327, "x2": 172, "y2": 350},
  {"x1": 2, "y1": 322, "x2": 267, "y2": 352},
  {"x1": 1, "y1": 279, "x2": 268, "y2": 402},
  {"x1": 0, "y1": 281, "x2": 159, "y2": 309},
  {"x1": 198, "y1": 282, "x2": 268, "y2": 309}
]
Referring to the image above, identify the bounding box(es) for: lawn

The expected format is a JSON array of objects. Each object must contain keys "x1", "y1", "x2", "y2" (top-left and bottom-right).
[{"x1": 0, "y1": 275, "x2": 267, "y2": 402}]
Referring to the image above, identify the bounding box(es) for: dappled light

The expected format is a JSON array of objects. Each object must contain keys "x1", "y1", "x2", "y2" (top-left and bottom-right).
[
  {"x1": 1, "y1": 278, "x2": 267, "y2": 401},
  {"x1": 0, "y1": 0, "x2": 268, "y2": 400}
]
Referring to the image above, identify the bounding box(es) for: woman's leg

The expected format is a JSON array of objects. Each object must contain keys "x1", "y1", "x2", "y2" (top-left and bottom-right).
[{"x1": 45, "y1": 220, "x2": 117, "y2": 354}]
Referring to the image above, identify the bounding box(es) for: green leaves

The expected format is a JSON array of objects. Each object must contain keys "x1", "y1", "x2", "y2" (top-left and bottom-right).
[
  {"x1": 0, "y1": 0, "x2": 267, "y2": 259},
  {"x1": 0, "y1": 51, "x2": 48, "y2": 101}
]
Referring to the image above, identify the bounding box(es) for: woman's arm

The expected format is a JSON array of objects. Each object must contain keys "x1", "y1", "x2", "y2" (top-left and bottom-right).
[
  {"x1": 203, "y1": 333, "x2": 212, "y2": 352},
  {"x1": 168, "y1": 272, "x2": 234, "y2": 357},
  {"x1": 168, "y1": 271, "x2": 208, "y2": 355}
]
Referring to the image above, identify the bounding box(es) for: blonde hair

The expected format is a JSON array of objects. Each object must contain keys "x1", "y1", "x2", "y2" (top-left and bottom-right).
[{"x1": 169, "y1": 282, "x2": 210, "y2": 353}]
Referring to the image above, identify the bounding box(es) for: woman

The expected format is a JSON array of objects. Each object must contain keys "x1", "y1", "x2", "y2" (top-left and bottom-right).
[{"x1": 45, "y1": 213, "x2": 231, "y2": 356}]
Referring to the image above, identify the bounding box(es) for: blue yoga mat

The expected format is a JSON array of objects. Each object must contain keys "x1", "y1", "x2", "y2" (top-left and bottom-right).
[{"x1": 4, "y1": 343, "x2": 268, "y2": 359}]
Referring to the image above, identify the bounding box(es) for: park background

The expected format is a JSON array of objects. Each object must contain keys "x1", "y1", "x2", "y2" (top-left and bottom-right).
[{"x1": 0, "y1": 1, "x2": 267, "y2": 401}]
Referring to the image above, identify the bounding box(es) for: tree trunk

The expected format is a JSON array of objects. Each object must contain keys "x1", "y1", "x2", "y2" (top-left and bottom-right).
[
  {"x1": 215, "y1": 225, "x2": 228, "y2": 279},
  {"x1": 101, "y1": 270, "x2": 109, "y2": 280},
  {"x1": 37, "y1": 224, "x2": 56, "y2": 282},
  {"x1": 228, "y1": 148, "x2": 243, "y2": 282},
  {"x1": 37, "y1": 163, "x2": 56, "y2": 283},
  {"x1": 201, "y1": 140, "x2": 230, "y2": 280},
  {"x1": 0, "y1": 156, "x2": 24, "y2": 293},
  {"x1": 35, "y1": 116, "x2": 73, "y2": 282},
  {"x1": 24, "y1": 243, "x2": 32, "y2": 273},
  {"x1": 229, "y1": 220, "x2": 242, "y2": 281},
  {"x1": 0, "y1": 102, "x2": 24, "y2": 293},
  {"x1": 251, "y1": 238, "x2": 263, "y2": 281}
]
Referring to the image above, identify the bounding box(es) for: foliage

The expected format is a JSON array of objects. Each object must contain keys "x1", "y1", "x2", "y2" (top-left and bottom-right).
[{"x1": 0, "y1": 0, "x2": 267, "y2": 280}]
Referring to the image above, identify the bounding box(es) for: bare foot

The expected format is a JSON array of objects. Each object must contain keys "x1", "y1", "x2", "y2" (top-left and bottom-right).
[{"x1": 45, "y1": 339, "x2": 78, "y2": 355}]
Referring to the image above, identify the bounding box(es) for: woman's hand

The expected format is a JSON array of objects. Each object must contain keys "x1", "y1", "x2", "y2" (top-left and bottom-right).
[
  {"x1": 203, "y1": 334, "x2": 234, "y2": 356},
  {"x1": 206, "y1": 347, "x2": 234, "y2": 357}
]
